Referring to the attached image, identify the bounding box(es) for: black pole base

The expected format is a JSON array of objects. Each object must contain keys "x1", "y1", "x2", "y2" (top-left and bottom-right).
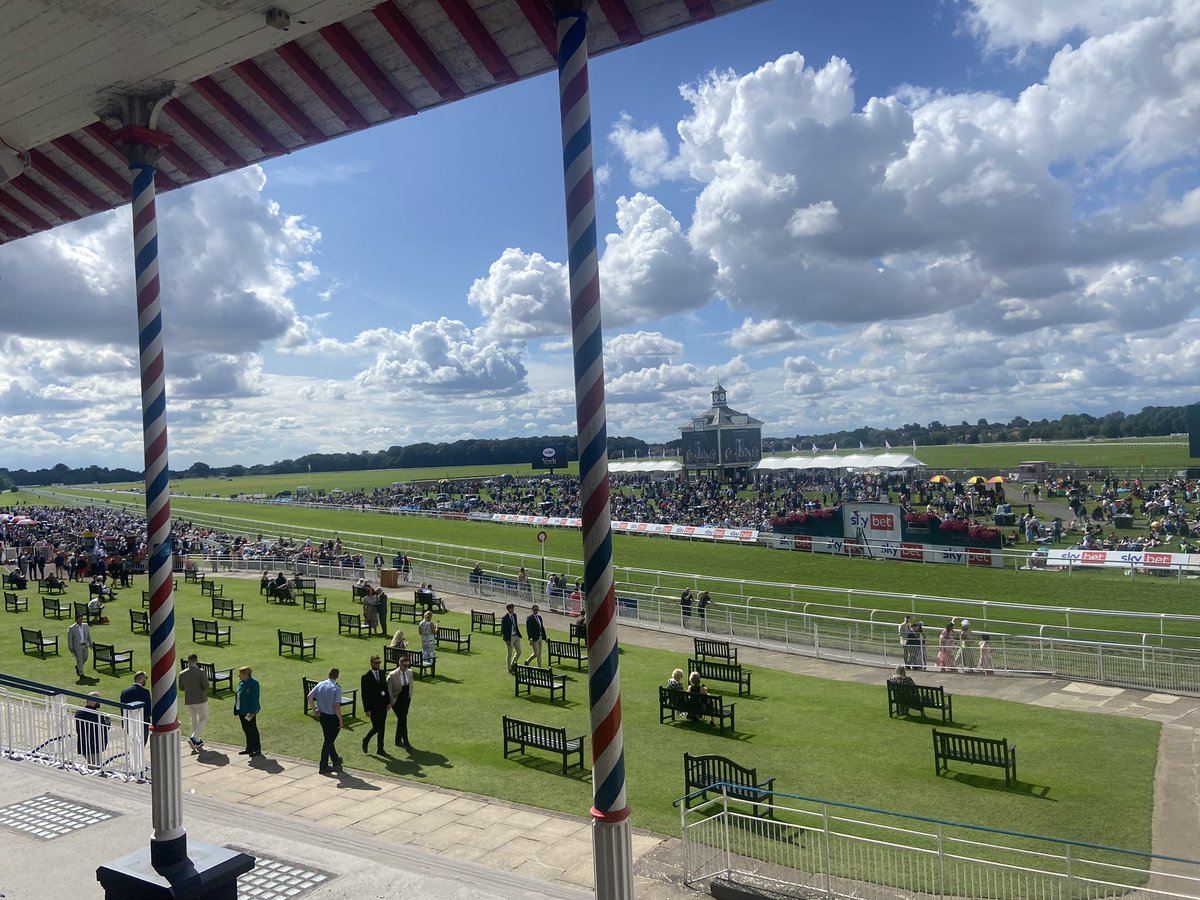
[{"x1": 97, "y1": 841, "x2": 255, "y2": 900}]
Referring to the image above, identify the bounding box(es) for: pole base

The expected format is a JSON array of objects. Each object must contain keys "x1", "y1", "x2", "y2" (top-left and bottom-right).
[{"x1": 97, "y1": 841, "x2": 255, "y2": 900}]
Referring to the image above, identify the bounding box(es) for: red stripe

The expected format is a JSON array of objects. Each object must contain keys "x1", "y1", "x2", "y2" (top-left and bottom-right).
[
  {"x1": 683, "y1": 0, "x2": 716, "y2": 21},
  {"x1": 588, "y1": 587, "x2": 615, "y2": 640},
  {"x1": 514, "y1": 0, "x2": 557, "y2": 58},
  {"x1": 153, "y1": 720, "x2": 181, "y2": 734},
  {"x1": 27, "y1": 150, "x2": 107, "y2": 210},
  {"x1": 320, "y1": 22, "x2": 416, "y2": 118},
  {"x1": 133, "y1": 198, "x2": 156, "y2": 234},
  {"x1": 0, "y1": 190, "x2": 51, "y2": 231},
  {"x1": 590, "y1": 805, "x2": 632, "y2": 824},
  {"x1": 151, "y1": 649, "x2": 176, "y2": 684},
  {"x1": 373, "y1": 2, "x2": 464, "y2": 102},
  {"x1": 191, "y1": 76, "x2": 288, "y2": 155},
  {"x1": 565, "y1": 174, "x2": 593, "y2": 224},
  {"x1": 561, "y1": 66, "x2": 589, "y2": 119},
  {"x1": 275, "y1": 43, "x2": 368, "y2": 130},
  {"x1": 146, "y1": 428, "x2": 169, "y2": 464},
  {"x1": 436, "y1": 0, "x2": 518, "y2": 84},
  {"x1": 583, "y1": 484, "x2": 610, "y2": 528},
  {"x1": 136, "y1": 276, "x2": 161, "y2": 316},
  {"x1": 593, "y1": 698, "x2": 622, "y2": 751},
  {"x1": 598, "y1": 0, "x2": 643, "y2": 44},
  {"x1": 570, "y1": 272, "x2": 600, "y2": 329}
]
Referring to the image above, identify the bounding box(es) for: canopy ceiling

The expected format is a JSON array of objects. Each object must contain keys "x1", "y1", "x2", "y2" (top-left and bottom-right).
[{"x1": 0, "y1": 0, "x2": 763, "y2": 245}]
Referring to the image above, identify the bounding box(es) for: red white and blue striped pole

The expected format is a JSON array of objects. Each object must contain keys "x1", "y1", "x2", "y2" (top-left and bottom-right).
[
  {"x1": 116, "y1": 120, "x2": 188, "y2": 869},
  {"x1": 552, "y1": 3, "x2": 634, "y2": 896}
]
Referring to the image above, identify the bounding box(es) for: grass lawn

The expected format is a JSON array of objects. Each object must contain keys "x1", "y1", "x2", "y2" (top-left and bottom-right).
[
  {"x1": 57, "y1": 490, "x2": 1200, "y2": 641},
  {"x1": 0, "y1": 574, "x2": 1158, "y2": 855}
]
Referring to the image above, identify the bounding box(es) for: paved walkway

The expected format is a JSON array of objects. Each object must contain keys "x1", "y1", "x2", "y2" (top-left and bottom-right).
[{"x1": 1, "y1": 578, "x2": 1197, "y2": 898}]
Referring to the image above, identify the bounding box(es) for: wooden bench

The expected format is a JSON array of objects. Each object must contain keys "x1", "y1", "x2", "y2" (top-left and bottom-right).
[
  {"x1": 73, "y1": 601, "x2": 103, "y2": 625},
  {"x1": 687, "y1": 657, "x2": 751, "y2": 697},
  {"x1": 389, "y1": 600, "x2": 418, "y2": 624},
  {"x1": 94, "y1": 642, "x2": 134, "y2": 675},
  {"x1": 184, "y1": 568, "x2": 202, "y2": 584},
  {"x1": 141, "y1": 590, "x2": 152, "y2": 608},
  {"x1": 4, "y1": 591, "x2": 28, "y2": 613},
  {"x1": 513, "y1": 664, "x2": 566, "y2": 702},
  {"x1": 502, "y1": 715, "x2": 584, "y2": 775},
  {"x1": 200, "y1": 580, "x2": 223, "y2": 598},
  {"x1": 294, "y1": 576, "x2": 317, "y2": 593},
  {"x1": 192, "y1": 617, "x2": 231, "y2": 645},
  {"x1": 338, "y1": 612, "x2": 372, "y2": 637},
  {"x1": 933, "y1": 729, "x2": 1017, "y2": 786},
  {"x1": 694, "y1": 638, "x2": 738, "y2": 665},
  {"x1": 302, "y1": 592, "x2": 327, "y2": 612},
  {"x1": 415, "y1": 589, "x2": 447, "y2": 613},
  {"x1": 265, "y1": 582, "x2": 294, "y2": 604},
  {"x1": 278, "y1": 629, "x2": 316, "y2": 658},
  {"x1": 435, "y1": 626, "x2": 471, "y2": 653},
  {"x1": 351, "y1": 583, "x2": 369, "y2": 603},
  {"x1": 383, "y1": 646, "x2": 436, "y2": 678},
  {"x1": 130, "y1": 608, "x2": 150, "y2": 634},
  {"x1": 42, "y1": 596, "x2": 70, "y2": 619},
  {"x1": 887, "y1": 681, "x2": 953, "y2": 723},
  {"x1": 37, "y1": 581, "x2": 65, "y2": 595},
  {"x1": 182, "y1": 659, "x2": 234, "y2": 695},
  {"x1": 211, "y1": 596, "x2": 245, "y2": 619},
  {"x1": 659, "y1": 686, "x2": 736, "y2": 734},
  {"x1": 569, "y1": 621, "x2": 588, "y2": 645},
  {"x1": 301, "y1": 676, "x2": 358, "y2": 718},
  {"x1": 683, "y1": 752, "x2": 775, "y2": 818},
  {"x1": 21, "y1": 626, "x2": 58, "y2": 658},
  {"x1": 546, "y1": 638, "x2": 585, "y2": 671},
  {"x1": 1, "y1": 572, "x2": 22, "y2": 590},
  {"x1": 471, "y1": 609, "x2": 501, "y2": 634}
]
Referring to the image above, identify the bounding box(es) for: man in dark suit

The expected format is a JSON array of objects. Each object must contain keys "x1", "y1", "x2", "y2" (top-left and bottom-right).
[
  {"x1": 523, "y1": 604, "x2": 547, "y2": 668},
  {"x1": 501, "y1": 602, "x2": 523, "y2": 673},
  {"x1": 119, "y1": 671, "x2": 152, "y2": 744},
  {"x1": 360, "y1": 654, "x2": 390, "y2": 755}
]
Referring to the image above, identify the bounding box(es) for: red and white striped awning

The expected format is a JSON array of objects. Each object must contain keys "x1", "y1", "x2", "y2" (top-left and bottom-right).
[{"x1": 0, "y1": 0, "x2": 762, "y2": 245}]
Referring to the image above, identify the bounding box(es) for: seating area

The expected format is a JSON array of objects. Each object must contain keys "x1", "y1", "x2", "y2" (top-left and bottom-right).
[
  {"x1": 301, "y1": 675, "x2": 358, "y2": 718},
  {"x1": 4, "y1": 591, "x2": 28, "y2": 613},
  {"x1": 37, "y1": 580, "x2": 65, "y2": 596},
  {"x1": 546, "y1": 638, "x2": 584, "y2": 671},
  {"x1": 513, "y1": 664, "x2": 566, "y2": 702},
  {"x1": 389, "y1": 600, "x2": 418, "y2": 624},
  {"x1": 200, "y1": 581, "x2": 223, "y2": 599},
  {"x1": 21, "y1": 626, "x2": 58, "y2": 658},
  {"x1": 383, "y1": 646, "x2": 436, "y2": 678},
  {"x1": 192, "y1": 617, "x2": 232, "y2": 645},
  {"x1": 211, "y1": 596, "x2": 245, "y2": 619},
  {"x1": 302, "y1": 592, "x2": 327, "y2": 612},
  {"x1": 933, "y1": 729, "x2": 1017, "y2": 786},
  {"x1": 659, "y1": 686, "x2": 736, "y2": 733},
  {"x1": 42, "y1": 597, "x2": 70, "y2": 619},
  {"x1": 471, "y1": 609, "x2": 500, "y2": 634},
  {"x1": 129, "y1": 608, "x2": 150, "y2": 634},
  {"x1": 337, "y1": 611, "x2": 372, "y2": 637},
  {"x1": 434, "y1": 626, "x2": 471, "y2": 653},
  {"x1": 93, "y1": 642, "x2": 134, "y2": 675},
  {"x1": 569, "y1": 621, "x2": 587, "y2": 645},
  {"x1": 73, "y1": 601, "x2": 103, "y2": 625},
  {"x1": 687, "y1": 656, "x2": 752, "y2": 696},
  {"x1": 694, "y1": 638, "x2": 738, "y2": 665},
  {"x1": 278, "y1": 629, "x2": 316, "y2": 658},
  {"x1": 887, "y1": 681, "x2": 953, "y2": 723},
  {"x1": 502, "y1": 715, "x2": 585, "y2": 775},
  {"x1": 683, "y1": 752, "x2": 775, "y2": 818},
  {"x1": 183, "y1": 659, "x2": 234, "y2": 695}
]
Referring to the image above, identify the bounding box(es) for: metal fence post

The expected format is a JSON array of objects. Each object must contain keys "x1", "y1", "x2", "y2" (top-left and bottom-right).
[
  {"x1": 721, "y1": 787, "x2": 733, "y2": 879},
  {"x1": 822, "y1": 802, "x2": 833, "y2": 898},
  {"x1": 1065, "y1": 843, "x2": 1073, "y2": 897},
  {"x1": 937, "y1": 823, "x2": 945, "y2": 900}
]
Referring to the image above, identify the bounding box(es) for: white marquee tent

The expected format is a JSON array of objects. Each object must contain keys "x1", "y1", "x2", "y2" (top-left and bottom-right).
[
  {"x1": 753, "y1": 453, "x2": 925, "y2": 471},
  {"x1": 609, "y1": 460, "x2": 685, "y2": 474}
]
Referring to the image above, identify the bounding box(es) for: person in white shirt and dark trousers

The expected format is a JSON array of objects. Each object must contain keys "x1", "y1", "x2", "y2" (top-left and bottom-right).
[{"x1": 387, "y1": 656, "x2": 414, "y2": 751}]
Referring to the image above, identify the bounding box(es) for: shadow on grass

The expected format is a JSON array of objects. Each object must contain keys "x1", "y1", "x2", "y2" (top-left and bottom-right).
[
  {"x1": 516, "y1": 695, "x2": 581, "y2": 710},
  {"x1": 429, "y1": 675, "x2": 463, "y2": 685},
  {"x1": 507, "y1": 754, "x2": 591, "y2": 782},
  {"x1": 662, "y1": 720, "x2": 754, "y2": 742},
  {"x1": 895, "y1": 714, "x2": 977, "y2": 730},
  {"x1": 382, "y1": 747, "x2": 452, "y2": 779},
  {"x1": 944, "y1": 772, "x2": 1053, "y2": 799}
]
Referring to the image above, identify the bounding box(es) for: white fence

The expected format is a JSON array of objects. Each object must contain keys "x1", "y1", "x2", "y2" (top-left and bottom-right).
[
  {"x1": 681, "y1": 788, "x2": 1200, "y2": 899},
  {"x1": 0, "y1": 675, "x2": 147, "y2": 782}
]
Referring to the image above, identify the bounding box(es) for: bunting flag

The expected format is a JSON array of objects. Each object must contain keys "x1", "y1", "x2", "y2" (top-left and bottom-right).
[
  {"x1": 885, "y1": 440, "x2": 892, "y2": 450},
  {"x1": 790, "y1": 445, "x2": 800, "y2": 452},
  {"x1": 832, "y1": 443, "x2": 838, "y2": 452},
  {"x1": 859, "y1": 441, "x2": 865, "y2": 450},
  {"x1": 811, "y1": 444, "x2": 818, "y2": 453},
  {"x1": 913, "y1": 438, "x2": 918, "y2": 454}
]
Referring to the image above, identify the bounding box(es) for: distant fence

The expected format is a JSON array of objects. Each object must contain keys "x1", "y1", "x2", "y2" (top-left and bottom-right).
[
  {"x1": 681, "y1": 787, "x2": 1200, "y2": 899},
  {"x1": 0, "y1": 674, "x2": 147, "y2": 782}
]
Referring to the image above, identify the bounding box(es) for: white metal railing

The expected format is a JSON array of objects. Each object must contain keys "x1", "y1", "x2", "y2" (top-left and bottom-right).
[
  {"x1": 0, "y1": 675, "x2": 147, "y2": 782},
  {"x1": 680, "y1": 788, "x2": 1200, "y2": 899}
]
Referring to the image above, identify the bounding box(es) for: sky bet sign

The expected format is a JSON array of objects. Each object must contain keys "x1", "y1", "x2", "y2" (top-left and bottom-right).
[{"x1": 845, "y1": 505, "x2": 902, "y2": 541}]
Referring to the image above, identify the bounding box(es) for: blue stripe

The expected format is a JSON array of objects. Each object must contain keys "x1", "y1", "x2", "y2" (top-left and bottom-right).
[
  {"x1": 589, "y1": 638, "x2": 618, "y2": 705},
  {"x1": 134, "y1": 235, "x2": 158, "y2": 284},
  {"x1": 143, "y1": 387, "x2": 166, "y2": 433},
  {"x1": 583, "y1": 530, "x2": 612, "y2": 604},
  {"x1": 137, "y1": 309, "x2": 161, "y2": 356},
  {"x1": 567, "y1": 213, "x2": 596, "y2": 273},
  {"x1": 146, "y1": 451, "x2": 169, "y2": 503},
  {"x1": 594, "y1": 754, "x2": 626, "y2": 811},
  {"x1": 151, "y1": 613, "x2": 173, "y2": 649},
  {"x1": 572, "y1": 325, "x2": 603, "y2": 387},
  {"x1": 152, "y1": 683, "x2": 176, "y2": 725},
  {"x1": 149, "y1": 541, "x2": 172, "y2": 571},
  {"x1": 562, "y1": 118, "x2": 592, "y2": 178},
  {"x1": 555, "y1": 14, "x2": 588, "y2": 73},
  {"x1": 132, "y1": 164, "x2": 155, "y2": 194}
]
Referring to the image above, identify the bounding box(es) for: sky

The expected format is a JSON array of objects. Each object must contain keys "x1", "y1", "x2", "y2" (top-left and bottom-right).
[{"x1": 2, "y1": 0, "x2": 1199, "y2": 471}]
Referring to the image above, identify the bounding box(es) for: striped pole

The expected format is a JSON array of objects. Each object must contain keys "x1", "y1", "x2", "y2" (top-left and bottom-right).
[
  {"x1": 552, "y1": 3, "x2": 634, "y2": 897},
  {"x1": 117, "y1": 122, "x2": 187, "y2": 869}
]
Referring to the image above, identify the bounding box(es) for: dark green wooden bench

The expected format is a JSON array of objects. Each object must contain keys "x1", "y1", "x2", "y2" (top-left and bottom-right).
[
  {"x1": 471, "y1": 609, "x2": 500, "y2": 634},
  {"x1": 659, "y1": 686, "x2": 735, "y2": 733},
  {"x1": 4, "y1": 591, "x2": 28, "y2": 613},
  {"x1": 687, "y1": 657, "x2": 751, "y2": 696},
  {"x1": 887, "y1": 681, "x2": 953, "y2": 723},
  {"x1": 212, "y1": 596, "x2": 244, "y2": 619},
  {"x1": 383, "y1": 645, "x2": 435, "y2": 678},
  {"x1": 546, "y1": 638, "x2": 584, "y2": 670},
  {"x1": 513, "y1": 664, "x2": 566, "y2": 702},
  {"x1": 192, "y1": 617, "x2": 231, "y2": 645},
  {"x1": 683, "y1": 752, "x2": 774, "y2": 818},
  {"x1": 301, "y1": 676, "x2": 357, "y2": 718},
  {"x1": 933, "y1": 729, "x2": 1017, "y2": 786},
  {"x1": 338, "y1": 611, "x2": 371, "y2": 637},
  {"x1": 42, "y1": 596, "x2": 70, "y2": 619},
  {"x1": 94, "y1": 642, "x2": 134, "y2": 675},
  {"x1": 277, "y1": 629, "x2": 315, "y2": 658},
  {"x1": 694, "y1": 638, "x2": 738, "y2": 664},
  {"x1": 21, "y1": 626, "x2": 58, "y2": 658},
  {"x1": 435, "y1": 625, "x2": 471, "y2": 653},
  {"x1": 502, "y1": 715, "x2": 584, "y2": 774},
  {"x1": 130, "y1": 608, "x2": 150, "y2": 634}
]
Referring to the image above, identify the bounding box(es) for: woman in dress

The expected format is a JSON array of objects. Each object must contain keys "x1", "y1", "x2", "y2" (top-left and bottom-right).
[
  {"x1": 978, "y1": 633, "x2": 995, "y2": 674},
  {"x1": 936, "y1": 622, "x2": 957, "y2": 671},
  {"x1": 418, "y1": 610, "x2": 438, "y2": 665},
  {"x1": 361, "y1": 584, "x2": 382, "y2": 635},
  {"x1": 389, "y1": 628, "x2": 407, "y2": 650}
]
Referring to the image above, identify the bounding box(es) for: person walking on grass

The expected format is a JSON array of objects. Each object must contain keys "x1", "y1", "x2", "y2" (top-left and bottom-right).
[
  {"x1": 501, "y1": 603, "x2": 523, "y2": 673},
  {"x1": 387, "y1": 655, "x2": 414, "y2": 751},
  {"x1": 67, "y1": 613, "x2": 92, "y2": 682},
  {"x1": 361, "y1": 655, "x2": 390, "y2": 755},
  {"x1": 307, "y1": 667, "x2": 344, "y2": 774}
]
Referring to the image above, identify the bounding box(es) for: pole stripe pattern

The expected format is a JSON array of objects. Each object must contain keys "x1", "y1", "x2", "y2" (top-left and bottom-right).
[
  {"x1": 556, "y1": 8, "x2": 629, "y2": 823},
  {"x1": 131, "y1": 161, "x2": 179, "y2": 733}
]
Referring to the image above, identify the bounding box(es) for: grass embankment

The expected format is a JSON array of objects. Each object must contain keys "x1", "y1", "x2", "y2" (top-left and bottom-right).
[{"x1": 1, "y1": 574, "x2": 1158, "y2": 854}]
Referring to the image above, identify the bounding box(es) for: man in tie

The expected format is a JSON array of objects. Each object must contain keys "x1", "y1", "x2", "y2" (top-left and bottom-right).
[
  {"x1": 386, "y1": 655, "x2": 414, "y2": 751},
  {"x1": 360, "y1": 654, "x2": 390, "y2": 755},
  {"x1": 500, "y1": 602, "x2": 523, "y2": 673},
  {"x1": 523, "y1": 604, "x2": 547, "y2": 668}
]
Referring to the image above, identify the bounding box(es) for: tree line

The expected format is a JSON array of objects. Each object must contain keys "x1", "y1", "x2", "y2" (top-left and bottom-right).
[{"x1": 1, "y1": 405, "x2": 1191, "y2": 488}]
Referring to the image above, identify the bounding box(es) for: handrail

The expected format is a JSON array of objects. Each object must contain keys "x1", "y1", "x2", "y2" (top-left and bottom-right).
[{"x1": 0, "y1": 673, "x2": 138, "y2": 710}]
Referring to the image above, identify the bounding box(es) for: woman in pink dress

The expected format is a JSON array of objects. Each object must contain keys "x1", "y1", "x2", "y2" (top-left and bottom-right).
[{"x1": 936, "y1": 622, "x2": 957, "y2": 671}]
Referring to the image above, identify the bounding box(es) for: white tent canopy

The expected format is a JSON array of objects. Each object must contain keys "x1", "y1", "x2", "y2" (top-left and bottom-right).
[
  {"x1": 752, "y1": 453, "x2": 925, "y2": 471},
  {"x1": 609, "y1": 460, "x2": 684, "y2": 474}
]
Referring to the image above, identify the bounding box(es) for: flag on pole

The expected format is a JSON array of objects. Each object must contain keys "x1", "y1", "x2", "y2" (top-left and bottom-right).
[
  {"x1": 913, "y1": 438, "x2": 917, "y2": 454},
  {"x1": 885, "y1": 440, "x2": 892, "y2": 450},
  {"x1": 832, "y1": 443, "x2": 838, "y2": 452},
  {"x1": 812, "y1": 444, "x2": 818, "y2": 453},
  {"x1": 859, "y1": 441, "x2": 865, "y2": 450}
]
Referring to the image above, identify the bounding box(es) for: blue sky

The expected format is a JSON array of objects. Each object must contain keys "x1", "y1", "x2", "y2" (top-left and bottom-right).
[{"x1": 2, "y1": 0, "x2": 1199, "y2": 470}]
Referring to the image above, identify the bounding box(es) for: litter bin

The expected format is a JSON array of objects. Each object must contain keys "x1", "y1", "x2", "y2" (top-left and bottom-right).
[{"x1": 379, "y1": 568, "x2": 399, "y2": 588}]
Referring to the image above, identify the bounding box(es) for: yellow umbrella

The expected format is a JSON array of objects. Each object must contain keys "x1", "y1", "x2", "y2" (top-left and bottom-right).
[
  {"x1": 987, "y1": 476, "x2": 1007, "y2": 484},
  {"x1": 929, "y1": 475, "x2": 952, "y2": 484},
  {"x1": 966, "y1": 476, "x2": 987, "y2": 485}
]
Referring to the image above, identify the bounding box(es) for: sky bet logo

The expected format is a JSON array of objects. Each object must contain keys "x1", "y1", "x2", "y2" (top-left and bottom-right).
[{"x1": 870, "y1": 514, "x2": 894, "y2": 530}]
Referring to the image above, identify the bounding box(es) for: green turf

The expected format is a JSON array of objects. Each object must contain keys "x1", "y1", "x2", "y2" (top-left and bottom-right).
[
  {"x1": 1, "y1": 574, "x2": 1158, "y2": 854},
  {"x1": 49, "y1": 489, "x2": 1200, "y2": 642}
]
